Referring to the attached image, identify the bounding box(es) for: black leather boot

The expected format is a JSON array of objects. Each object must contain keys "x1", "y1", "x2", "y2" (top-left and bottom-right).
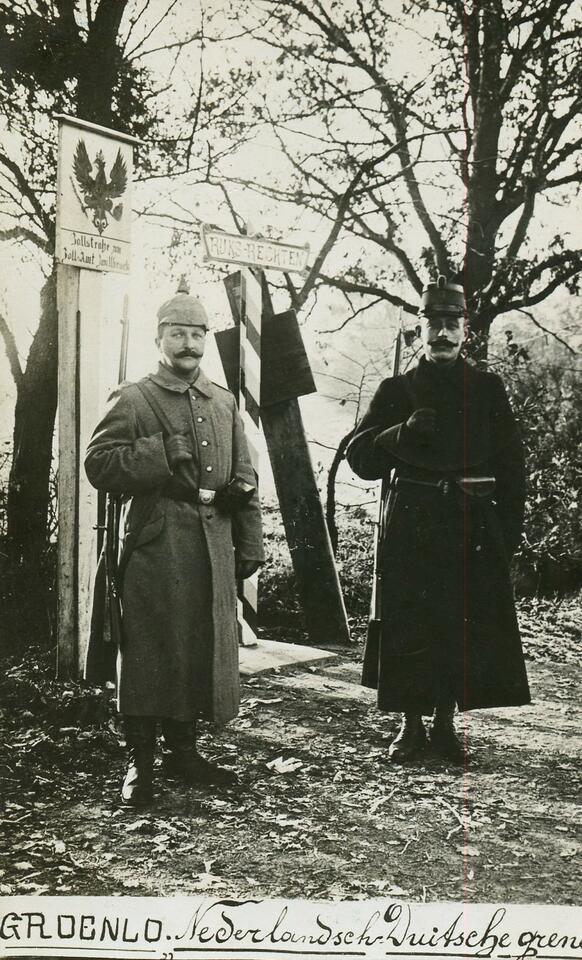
[
  {"x1": 161, "y1": 719, "x2": 237, "y2": 786},
  {"x1": 429, "y1": 703, "x2": 466, "y2": 764},
  {"x1": 388, "y1": 714, "x2": 427, "y2": 762},
  {"x1": 121, "y1": 716, "x2": 156, "y2": 805}
]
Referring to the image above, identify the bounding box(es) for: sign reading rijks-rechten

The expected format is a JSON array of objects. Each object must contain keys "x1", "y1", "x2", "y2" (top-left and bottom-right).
[
  {"x1": 55, "y1": 114, "x2": 140, "y2": 274},
  {"x1": 201, "y1": 223, "x2": 310, "y2": 276}
]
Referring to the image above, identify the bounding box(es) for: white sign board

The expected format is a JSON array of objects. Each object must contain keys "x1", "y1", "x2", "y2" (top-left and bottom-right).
[
  {"x1": 0, "y1": 896, "x2": 581, "y2": 958},
  {"x1": 201, "y1": 224, "x2": 310, "y2": 275},
  {"x1": 55, "y1": 116, "x2": 136, "y2": 274}
]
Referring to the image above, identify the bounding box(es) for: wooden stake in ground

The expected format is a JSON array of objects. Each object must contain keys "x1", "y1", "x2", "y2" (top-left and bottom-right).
[{"x1": 208, "y1": 232, "x2": 350, "y2": 646}]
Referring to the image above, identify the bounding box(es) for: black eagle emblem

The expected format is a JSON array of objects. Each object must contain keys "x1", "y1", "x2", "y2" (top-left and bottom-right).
[{"x1": 73, "y1": 139, "x2": 127, "y2": 235}]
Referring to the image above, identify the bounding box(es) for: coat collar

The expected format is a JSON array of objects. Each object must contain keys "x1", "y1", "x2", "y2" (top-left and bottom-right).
[
  {"x1": 415, "y1": 355, "x2": 467, "y2": 383},
  {"x1": 149, "y1": 362, "x2": 213, "y2": 397}
]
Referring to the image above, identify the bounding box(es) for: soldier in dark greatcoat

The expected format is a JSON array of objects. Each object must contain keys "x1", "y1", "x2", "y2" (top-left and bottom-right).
[
  {"x1": 85, "y1": 283, "x2": 264, "y2": 804},
  {"x1": 346, "y1": 277, "x2": 530, "y2": 763}
]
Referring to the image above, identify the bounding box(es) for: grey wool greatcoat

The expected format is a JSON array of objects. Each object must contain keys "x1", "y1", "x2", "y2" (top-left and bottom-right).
[
  {"x1": 84, "y1": 363, "x2": 264, "y2": 724},
  {"x1": 347, "y1": 356, "x2": 530, "y2": 715}
]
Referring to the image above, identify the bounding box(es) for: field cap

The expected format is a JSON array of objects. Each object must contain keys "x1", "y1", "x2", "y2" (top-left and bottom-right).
[{"x1": 420, "y1": 275, "x2": 465, "y2": 316}]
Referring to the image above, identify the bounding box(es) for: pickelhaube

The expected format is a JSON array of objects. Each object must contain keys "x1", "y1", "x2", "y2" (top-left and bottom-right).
[
  {"x1": 157, "y1": 277, "x2": 209, "y2": 330},
  {"x1": 419, "y1": 275, "x2": 465, "y2": 316}
]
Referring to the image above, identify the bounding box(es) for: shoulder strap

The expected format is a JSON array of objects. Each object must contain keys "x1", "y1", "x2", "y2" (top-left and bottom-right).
[
  {"x1": 116, "y1": 488, "x2": 163, "y2": 585},
  {"x1": 135, "y1": 379, "x2": 175, "y2": 437},
  {"x1": 109, "y1": 380, "x2": 171, "y2": 586}
]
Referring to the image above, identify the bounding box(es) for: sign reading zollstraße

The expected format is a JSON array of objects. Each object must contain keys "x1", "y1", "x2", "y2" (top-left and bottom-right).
[
  {"x1": 201, "y1": 224, "x2": 310, "y2": 275},
  {"x1": 55, "y1": 114, "x2": 142, "y2": 274}
]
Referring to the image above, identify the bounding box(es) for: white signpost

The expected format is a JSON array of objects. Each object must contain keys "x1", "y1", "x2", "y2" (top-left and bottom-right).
[
  {"x1": 55, "y1": 114, "x2": 141, "y2": 678},
  {"x1": 201, "y1": 224, "x2": 310, "y2": 276}
]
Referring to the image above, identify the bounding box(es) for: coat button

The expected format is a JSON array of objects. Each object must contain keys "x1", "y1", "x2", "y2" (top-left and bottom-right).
[
  {"x1": 197, "y1": 416, "x2": 204, "y2": 423},
  {"x1": 201, "y1": 440, "x2": 209, "y2": 447},
  {"x1": 206, "y1": 465, "x2": 213, "y2": 472}
]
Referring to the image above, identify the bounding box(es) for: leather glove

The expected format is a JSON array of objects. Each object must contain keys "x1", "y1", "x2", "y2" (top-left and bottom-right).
[
  {"x1": 214, "y1": 476, "x2": 256, "y2": 513},
  {"x1": 236, "y1": 559, "x2": 262, "y2": 580},
  {"x1": 404, "y1": 407, "x2": 437, "y2": 439},
  {"x1": 164, "y1": 434, "x2": 192, "y2": 468}
]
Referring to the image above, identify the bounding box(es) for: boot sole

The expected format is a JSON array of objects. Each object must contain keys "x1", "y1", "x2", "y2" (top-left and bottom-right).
[
  {"x1": 121, "y1": 792, "x2": 153, "y2": 806},
  {"x1": 162, "y1": 761, "x2": 237, "y2": 787},
  {"x1": 387, "y1": 743, "x2": 427, "y2": 763}
]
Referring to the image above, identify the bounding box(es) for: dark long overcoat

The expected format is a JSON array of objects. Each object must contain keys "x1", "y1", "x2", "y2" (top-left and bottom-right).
[
  {"x1": 347, "y1": 356, "x2": 530, "y2": 714},
  {"x1": 84, "y1": 363, "x2": 264, "y2": 724}
]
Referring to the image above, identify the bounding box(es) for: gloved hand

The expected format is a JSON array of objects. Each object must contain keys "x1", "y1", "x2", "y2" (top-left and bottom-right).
[
  {"x1": 236, "y1": 559, "x2": 262, "y2": 580},
  {"x1": 164, "y1": 433, "x2": 192, "y2": 468},
  {"x1": 404, "y1": 407, "x2": 437, "y2": 439}
]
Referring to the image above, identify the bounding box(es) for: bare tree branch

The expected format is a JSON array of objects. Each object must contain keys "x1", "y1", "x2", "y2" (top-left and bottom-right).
[
  {"x1": 0, "y1": 226, "x2": 51, "y2": 252},
  {"x1": 318, "y1": 272, "x2": 417, "y2": 315},
  {"x1": 516, "y1": 308, "x2": 577, "y2": 356},
  {"x1": 0, "y1": 312, "x2": 24, "y2": 388},
  {"x1": 0, "y1": 153, "x2": 54, "y2": 245},
  {"x1": 124, "y1": 0, "x2": 181, "y2": 59}
]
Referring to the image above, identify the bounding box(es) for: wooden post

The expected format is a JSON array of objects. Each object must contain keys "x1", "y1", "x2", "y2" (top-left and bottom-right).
[
  {"x1": 57, "y1": 267, "x2": 107, "y2": 677},
  {"x1": 260, "y1": 276, "x2": 349, "y2": 645},
  {"x1": 261, "y1": 400, "x2": 349, "y2": 646},
  {"x1": 76, "y1": 270, "x2": 104, "y2": 671},
  {"x1": 56, "y1": 265, "x2": 81, "y2": 678},
  {"x1": 221, "y1": 271, "x2": 350, "y2": 646}
]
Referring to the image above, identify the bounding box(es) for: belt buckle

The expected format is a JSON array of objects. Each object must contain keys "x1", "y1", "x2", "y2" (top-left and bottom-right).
[{"x1": 198, "y1": 488, "x2": 215, "y2": 505}]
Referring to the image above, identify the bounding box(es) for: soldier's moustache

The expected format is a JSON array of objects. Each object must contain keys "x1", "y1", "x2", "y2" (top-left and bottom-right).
[{"x1": 176, "y1": 350, "x2": 201, "y2": 358}]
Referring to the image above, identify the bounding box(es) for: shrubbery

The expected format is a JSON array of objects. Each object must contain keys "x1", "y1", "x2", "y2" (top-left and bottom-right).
[{"x1": 491, "y1": 334, "x2": 582, "y2": 594}]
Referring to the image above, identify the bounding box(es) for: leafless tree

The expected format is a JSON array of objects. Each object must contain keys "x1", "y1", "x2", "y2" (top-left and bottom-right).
[{"x1": 202, "y1": 0, "x2": 581, "y2": 334}]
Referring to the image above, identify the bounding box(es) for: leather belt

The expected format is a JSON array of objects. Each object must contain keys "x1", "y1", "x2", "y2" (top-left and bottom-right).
[
  {"x1": 395, "y1": 477, "x2": 453, "y2": 496},
  {"x1": 164, "y1": 488, "x2": 216, "y2": 505},
  {"x1": 394, "y1": 476, "x2": 495, "y2": 498}
]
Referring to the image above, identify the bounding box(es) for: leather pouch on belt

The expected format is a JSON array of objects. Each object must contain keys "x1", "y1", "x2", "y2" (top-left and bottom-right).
[
  {"x1": 214, "y1": 476, "x2": 256, "y2": 513},
  {"x1": 455, "y1": 477, "x2": 496, "y2": 498}
]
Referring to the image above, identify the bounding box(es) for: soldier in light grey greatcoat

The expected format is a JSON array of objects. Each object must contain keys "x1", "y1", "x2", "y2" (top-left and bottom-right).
[{"x1": 85, "y1": 282, "x2": 264, "y2": 804}]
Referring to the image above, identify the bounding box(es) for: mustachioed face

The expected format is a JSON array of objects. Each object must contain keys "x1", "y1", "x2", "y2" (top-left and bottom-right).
[
  {"x1": 156, "y1": 323, "x2": 207, "y2": 380},
  {"x1": 420, "y1": 311, "x2": 464, "y2": 365}
]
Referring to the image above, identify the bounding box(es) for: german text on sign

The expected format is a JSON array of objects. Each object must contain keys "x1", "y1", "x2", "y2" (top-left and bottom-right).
[{"x1": 55, "y1": 116, "x2": 134, "y2": 274}]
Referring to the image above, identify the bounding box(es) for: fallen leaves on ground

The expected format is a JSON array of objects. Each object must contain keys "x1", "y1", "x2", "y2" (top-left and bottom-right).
[{"x1": 0, "y1": 595, "x2": 580, "y2": 903}]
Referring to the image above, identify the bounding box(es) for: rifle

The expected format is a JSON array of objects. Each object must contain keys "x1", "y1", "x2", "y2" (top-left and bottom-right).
[
  {"x1": 362, "y1": 320, "x2": 402, "y2": 687},
  {"x1": 103, "y1": 294, "x2": 130, "y2": 647}
]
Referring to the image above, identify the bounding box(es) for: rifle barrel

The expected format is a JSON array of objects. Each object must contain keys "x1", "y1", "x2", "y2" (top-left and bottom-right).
[{"x1": 118, "y1": 293, "x2": 130, "y2": 384}]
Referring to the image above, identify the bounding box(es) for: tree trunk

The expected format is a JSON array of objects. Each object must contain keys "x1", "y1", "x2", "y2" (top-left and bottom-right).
[
  {"x1": 2, "y1": 271, "x2": 58, "y2": 648},
  {"x1": 77, "y1": 0, "x2": 128, "y2": 125},
  {"x1": 6, "y1": 270, "x2": 58, "y2": 565}
]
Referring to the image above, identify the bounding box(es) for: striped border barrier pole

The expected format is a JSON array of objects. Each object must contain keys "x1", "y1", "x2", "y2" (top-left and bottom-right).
[{"x1": 237, "y1": 265, "x2": 262, "y2": 646}]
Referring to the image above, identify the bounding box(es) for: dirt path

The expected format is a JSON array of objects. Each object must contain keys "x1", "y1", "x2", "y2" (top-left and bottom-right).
[{"x1": 1, "y1": 642, "x2": 580, "y2": 905}]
